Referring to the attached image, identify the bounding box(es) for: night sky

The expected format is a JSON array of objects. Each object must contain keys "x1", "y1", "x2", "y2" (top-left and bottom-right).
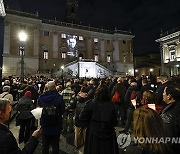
[{"x1": 3, "y1": 0, "x2": 180, "y2": 55}]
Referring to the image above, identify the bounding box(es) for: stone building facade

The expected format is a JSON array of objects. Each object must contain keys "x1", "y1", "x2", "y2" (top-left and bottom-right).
[
  {"x1": 2, "y1": 9, "x2": 134, "y2": 77},
  {"x1": 156, "y1": 27, "x2": 180, "y2": 76},
  {"x1": 134, "y1": 52, "x2": 161, "y2": 76}
]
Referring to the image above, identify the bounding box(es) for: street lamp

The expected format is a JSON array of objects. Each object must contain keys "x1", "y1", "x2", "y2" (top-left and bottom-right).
[
  {"x1": 149, "y1": 68, "x2": 153, "y2": 77},
  {"x1": 18, "y1": 31, "x2": 27, "y2": 81},
  {"x1": 61, "y1": 65, "x2": 64, "y2": 78}
]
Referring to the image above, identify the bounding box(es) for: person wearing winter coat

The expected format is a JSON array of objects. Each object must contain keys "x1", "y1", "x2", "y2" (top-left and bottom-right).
[
  {"x1": 0, "y1": 86, "x2": 13, "y2": 105},
  {"x1": 74, "y1": 86, "x2": 88, "y2": 148},
  {"x1": 0, "y1": 98, "x2": 41, "y2": 154},
  {"x1": 161, "y1": 85, "x2": 180, "y2": 152},
  {"x1": 79, "y1": 81, "x2": 119, "y2": 154},
  {"x1": 38, "y1": 81, "x2": 65, "y2": 154},
  {"x1": 17, "y1": 91, "x2": 34, "y2": 144}
]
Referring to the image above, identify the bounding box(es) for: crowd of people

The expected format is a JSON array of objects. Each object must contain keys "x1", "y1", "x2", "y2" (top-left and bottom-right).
[{"x1": 0, "y1": 74, "x2": 179, "y2": 154}]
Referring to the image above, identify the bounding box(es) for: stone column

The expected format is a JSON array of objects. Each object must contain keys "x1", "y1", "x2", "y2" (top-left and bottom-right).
[
  {"x1": 34, "y1": 29, "x2": 39, "y2": 56},
  {"x1": 3, "y1": 22, "x2": 10, "y2": 54},
  {"x1": 100, "y1": 39, "x2": 105, "y2": 61},
  {"x1": 87, "y1": 37, "x2": 92, "y2": 59},
  {"x1": 53, "y1": 32, "x2": 58, "y2": 58},
  {"x1": 113, "y1": 39, "x2": 119, "y2": 62}
]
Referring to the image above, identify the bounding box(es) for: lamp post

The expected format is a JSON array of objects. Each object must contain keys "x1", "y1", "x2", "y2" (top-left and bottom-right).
[
  {"x1": 61, "y1": 65, "x2": 64, "y2": 79},
  {"x1": 18, "y1": 31, "x2": 27, "y2": 82},
  {"x1": 0, "y1": 0, "x2": 6, "y2": 84},
  {"x1": 149, "y1": 68, "x2": 153, "y2": 77}
]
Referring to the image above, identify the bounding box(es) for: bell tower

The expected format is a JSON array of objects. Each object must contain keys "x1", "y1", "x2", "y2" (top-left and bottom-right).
[{"x1": 65, "y1": 0, "x2": 79, "y2": 24}]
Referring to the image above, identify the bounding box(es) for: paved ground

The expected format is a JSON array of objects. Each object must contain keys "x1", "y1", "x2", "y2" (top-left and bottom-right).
[{"x1": 9, "y1": 117, "x2": 125, "y2": 154}]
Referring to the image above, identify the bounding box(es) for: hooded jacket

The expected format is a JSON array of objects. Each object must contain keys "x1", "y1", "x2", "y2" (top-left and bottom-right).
[{"x1": 38, "y1": 90, "x2": 65, "y2": 135}]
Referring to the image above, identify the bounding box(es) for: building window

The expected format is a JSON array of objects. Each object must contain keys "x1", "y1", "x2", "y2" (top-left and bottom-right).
[
  {"x1": 61, "y1": 34, "x2": 66, "y2": 38},
  {"x1": 62, "y1": 52, "x2": 66, "y2": 59},
  {"x1": 123, "y1": 40, "x2": 126, "y2": 44},
  {"x1": 95, "y1": 54, "x2": 98, "y2": 62},
  {"x1": 107, "y1": 40, "x2": 110, "y2": 44},
  {"x1": 107, "y1": 55, "x2": 111, "y2": 63},
  {"x1": 94, "y1": 38, "x2": 98, "y2": 43},
  {"x1": 20, "y1": 25, "x2": 26, "y2": 30},
  {"x1": 170, "y1": 50, "x2": 176, "y2": 61},
  {"x1": 123, "y1": 55, "x2": 126, "y2": 62},
  {"x1": 43, "y1": 50, "x2": 48, "y2": 59},
  {"x1": 19, "y1": 46, "x2": 25, "y2": 56},
  {"x1": 43, "y1": 31, "x2": 49, "y2": 36},
  {"x1": 79, "y1": 36, "x2": 83, "y2": 40}
]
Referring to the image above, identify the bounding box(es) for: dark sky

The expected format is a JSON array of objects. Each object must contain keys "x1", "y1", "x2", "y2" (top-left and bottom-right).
[{"x1": 3, "y1": 0, "x2": 180, "y2": 55}]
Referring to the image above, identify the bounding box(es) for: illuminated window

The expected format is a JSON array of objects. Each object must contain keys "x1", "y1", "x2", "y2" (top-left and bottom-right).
[
  {"x1": 94, "y1": 38, "x2": 98, "y2": 43},
  {"x1": 43, "y1": 31, "x2": 49, "y2": 36},
  {"x1": 107, "y1": 55, "x2": 111, "y2": 63},
  {"x1": 79, "y1": 36, "x2": 83, "y2": 40},
  {"x1": 170, "y1": 50, "x2": 176, "y2": 61},
  {"x1": 43, "y1": 50, "x2": 48, "y2": 59},
  {"x1": 62, "y1": 52, "x2": 66, "y2": 59},
  {"x1": 61, "y1": 34, "x2": 66, "y2": 38},
  {"x1": 19, "y1": 46, "x2": 25, "y2": 56},
  {"x1": 95, "y1": 55, "x2": 98, "y2": 62}
]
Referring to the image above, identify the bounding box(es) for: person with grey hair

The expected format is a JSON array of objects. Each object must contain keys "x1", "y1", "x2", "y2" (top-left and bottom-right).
[
  {"x1": 38, "y1": 81, "x2": 65, "y2": 154},
  {"x1": 0, "y1": 86, "x2": 13, "y2": 105},
  {"x1": 0, "y1": 98, "x2": 41, "y2": 153}
]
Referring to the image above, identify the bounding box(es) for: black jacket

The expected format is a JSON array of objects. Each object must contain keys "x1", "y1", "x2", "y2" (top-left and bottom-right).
[
  {"x1": 79, "y1": 99, "x2": 119, "y2": 154},
  {"x1": 17, "y1": 96, "x2": 34, "y2": 119},
  {"x1": 161, "y1": 100, "x2": 180, "y2": 152},
  {"x1": 0, "y1": 124, "x2": 38, "y2": 154},
  {"x1": 75, "y1": 92, "x2": 88, "y2": 127}
]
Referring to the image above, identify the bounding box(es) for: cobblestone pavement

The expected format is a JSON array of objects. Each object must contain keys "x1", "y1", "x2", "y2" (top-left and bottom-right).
[{"x1": 9, "y1": 117, "x2": 124, "y2": 154}]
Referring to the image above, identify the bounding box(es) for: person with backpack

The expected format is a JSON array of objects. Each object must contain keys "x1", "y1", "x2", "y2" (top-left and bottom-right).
[
  {"x1": 38, "y1": 81, "x2": 65, "y2": 154},
  {"x1": 74, "y1": 86, "x2": 88, "y2": 149},
  {"x1": 111, "y1": 77, "x2": 126, "y2": 126},
  {"x1": 61, "y1": 81, "x2": 75, "y2": 134}
]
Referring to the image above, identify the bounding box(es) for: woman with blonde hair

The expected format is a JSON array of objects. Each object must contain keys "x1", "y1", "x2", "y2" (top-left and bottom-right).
[{"x1": 124, "y1": 107, "x2": 173, "y2": 154}]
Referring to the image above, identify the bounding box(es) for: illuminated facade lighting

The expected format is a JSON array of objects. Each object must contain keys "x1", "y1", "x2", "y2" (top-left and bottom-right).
[{"x1": 0, "y1": 0, "x2": 6, "y2": 17}]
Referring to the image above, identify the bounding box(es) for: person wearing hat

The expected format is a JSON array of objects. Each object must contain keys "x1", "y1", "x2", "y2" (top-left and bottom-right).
[
  {"x1": 0, "y1": 86, "x2": 14, "y2": 127},
  {"x1": 0, "y1": 86, "x2": 13, "y2": 105},
  {"x1": 17, "y1": 91, "x2": 35, "y2": 144}
]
